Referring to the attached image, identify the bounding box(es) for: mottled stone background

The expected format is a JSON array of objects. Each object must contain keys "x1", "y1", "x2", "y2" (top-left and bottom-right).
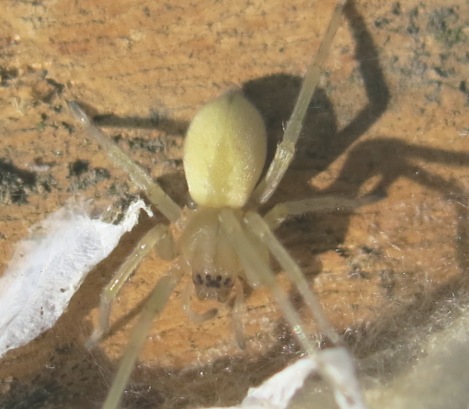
[{"x1": 0, "y1": 0, "x2": 468, "y2": 408}]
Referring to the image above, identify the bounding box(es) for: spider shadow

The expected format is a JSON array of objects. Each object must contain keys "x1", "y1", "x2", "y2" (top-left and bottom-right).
[
  {"x1": 244, "y1": 0, "x2": 469, "y2": 383},
  {"x1": 244, "y1": 0, "x2": 390, "y2": 177},
  {"x1": 239, "y1": 0, "x2": 391, "y2": 276}
]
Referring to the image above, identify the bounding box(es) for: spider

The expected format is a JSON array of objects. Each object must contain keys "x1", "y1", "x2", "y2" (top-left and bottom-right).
[{"x1": 70, "y1": 1, "x2": 373, "y2": 408}]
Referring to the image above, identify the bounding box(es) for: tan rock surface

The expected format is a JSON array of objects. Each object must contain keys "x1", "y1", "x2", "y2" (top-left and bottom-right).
[{"x1": 0, "y1": 0, "x2": 468, "y2": 408}]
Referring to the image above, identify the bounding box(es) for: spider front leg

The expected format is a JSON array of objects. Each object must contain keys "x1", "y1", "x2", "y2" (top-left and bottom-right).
[
  {"x1": 243, "y1": 211, "x2": 340, "y2": 345},
  {"x1": 232, "y1": 278, "x2": 247, "y2": 349},
  {"x1": 87, "y1": 223, "x2": 175, "y2": 348},
  {"x1": 102, "y1": 266, "x2": 183, "y2": 409},
  {"x1": 219, "y1": 209, "x2": 322, "y2": 356},
  {"x1": 69, "y1": 101, "x2": 181, "y2": 222},
  {"x1": 252, "y1": 0, "x2": 347, "y2": 205}
]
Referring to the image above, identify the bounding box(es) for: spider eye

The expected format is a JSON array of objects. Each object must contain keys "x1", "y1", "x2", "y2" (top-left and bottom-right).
[
  {"x1": 192, "y1": 271, "x2": 234, "y2": 303},
  {"x1": 186, "y1": 194, "x2": 198, "y2": 210},
  {"x1": 194, "y1": 273, "x2": 203, "y2": 285}
]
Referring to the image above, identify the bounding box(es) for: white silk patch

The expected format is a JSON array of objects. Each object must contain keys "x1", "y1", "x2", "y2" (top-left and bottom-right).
[{"x1": 0, "y1": 199, "x2": 151, "y2": 358}]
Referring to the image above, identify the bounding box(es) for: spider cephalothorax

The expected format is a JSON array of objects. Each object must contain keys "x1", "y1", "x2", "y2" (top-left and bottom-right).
[{"x1": 179, "y1": 207, "x2": 243, "y2": 303}]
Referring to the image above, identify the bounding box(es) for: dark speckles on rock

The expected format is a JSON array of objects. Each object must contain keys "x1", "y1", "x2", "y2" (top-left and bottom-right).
[
  {"x1": 67, "y1": 160, "x2": 111, "y2": 191},
  {"x1": 128, "y1": 136, "x2": 164, "y2": 153},
  {"x1": 428, "y1": 7, "x2": 466, "y2": 47},
  {"x1": 0, "y1": 66, "x2": 19, "y2": 87},
  {"x1": 0, "y1": 159, "x2": 37, "y2": 205},
  {"x1": 392, "y1": 2, "x2": 401, "y2": 16},
  {"x1": 68, "y1": 160, "x2": 89, "y2": 177}
]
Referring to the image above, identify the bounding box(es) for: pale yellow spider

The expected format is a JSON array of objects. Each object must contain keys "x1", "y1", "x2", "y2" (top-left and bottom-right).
[{"x1": 70, "y1": 1, "x2": 373, "y2": 408}]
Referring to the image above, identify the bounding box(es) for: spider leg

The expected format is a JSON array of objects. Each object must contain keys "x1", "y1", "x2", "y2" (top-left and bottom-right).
[
  {"x1": 219, "y1": 209, "x2": 319, "y2": 356},
  {"x1": 243, "y1": 211, "x2": 340, "y2": 345},
  {"x1": 69, "y1": 101, "x2": 181, "y2": 222},
  {"x1": 264, "y1": 194, "x2": 380, "y2": 230},
  {"x1": 252, "y1": 0, "x2": 347, "y2": 205},
  {"x1": 232, "y1": 278, "x2": 246, "y2": 349},
  {"x1": 102, "y1": 267, "x2": 183, "y2": 409},
  {"x1": 87, "y1": 224, "x2": 174, "y2": 348}
]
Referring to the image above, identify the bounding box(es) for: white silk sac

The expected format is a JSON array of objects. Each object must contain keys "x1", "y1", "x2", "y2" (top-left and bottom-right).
[{"x1": 0, "y1": 199, "x2": 151, "y2": 358}]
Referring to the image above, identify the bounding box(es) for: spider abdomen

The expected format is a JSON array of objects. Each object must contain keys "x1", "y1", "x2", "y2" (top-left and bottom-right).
[{"x1": 183, "y1": 91, "x2": 267, "y2": 208}]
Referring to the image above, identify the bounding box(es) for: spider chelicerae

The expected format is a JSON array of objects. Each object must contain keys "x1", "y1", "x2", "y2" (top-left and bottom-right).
[{"x1": 70, "y1": 1, "x2": 375, "y2": 408}]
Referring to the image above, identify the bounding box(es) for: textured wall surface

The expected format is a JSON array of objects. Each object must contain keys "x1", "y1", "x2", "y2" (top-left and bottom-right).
[{"x1": 0, "y1": 1, "x2": 468, "y2": 408}]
